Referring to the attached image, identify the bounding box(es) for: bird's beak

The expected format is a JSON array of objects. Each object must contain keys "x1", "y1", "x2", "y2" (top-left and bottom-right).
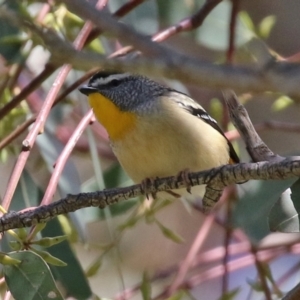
[{"x1": 79, "y1": 85, "x2": 98, "y2": 96}]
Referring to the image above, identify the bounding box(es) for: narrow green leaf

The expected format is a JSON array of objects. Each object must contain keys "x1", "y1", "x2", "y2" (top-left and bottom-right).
[
  {"x1": 155, "y1": 220, "x2": 184, "y2": 244},
  {"x1": 140, "y1": 272, "x2": 151, "y2": 300},
  {"x1": 0, "y1": 252, "x2": 21, "y2": 265},
  {"x1": 31, "y1": 248, "x2": 67, "y2": 267},
  {"x1": 16, "y1": 228, "x2": 27, "y2": 241},
  {"x1": 42, "y1": 218, "x2": 92, "y2": 299},
  {"x1": 218, "y1": 288, "x2": 240, "y2": 300},
  {"x1": 258, "y1": 16, "x2": 276, "y2": 38},
  {"x1": 28, "y1": 223, "x2": 47, "y2": 240},
  {"x1": 9, "y1": 241, "x2": 22, "y2": 251},
  {"x1": 272, "y1": 95, "x2": 294, "y2": 111},
  {"x1": 4, "y1": 251, "x2": 63, "y2": 300},
  {"x1": 247, "y1": 279, "x2": 263, "y2": 292},
  {"x1": 31, "y1": 235, "x2": 68, "y2": 248},
  {"x1": 239, "y1": 11, "x2": 255, "y2": 32},
  {"x1": 85, "y1": 255, "x2": 103, "y2": 277},
  {"x1": 165, "y1": 290, "x2": 186, "y2": 300}
]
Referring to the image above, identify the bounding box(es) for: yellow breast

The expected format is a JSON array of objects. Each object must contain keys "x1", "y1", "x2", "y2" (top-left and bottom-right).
[{"x1": 88, "y1": 93, "x2": 137, "y2": 140}]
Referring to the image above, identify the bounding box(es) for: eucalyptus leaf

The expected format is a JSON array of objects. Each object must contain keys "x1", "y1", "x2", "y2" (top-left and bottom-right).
[
  {"x1": 4, "y1": 251, "x2": 64, "y2": 300},
  {"x1": 269, "y1": 178, "x2": 300, "y2": 232},
  {"x1": 233, "y1": 178, "x2": 297, "y2": 243},
  {"x1": 41, "y1": 217, "x2": 92, "y2": 300}
]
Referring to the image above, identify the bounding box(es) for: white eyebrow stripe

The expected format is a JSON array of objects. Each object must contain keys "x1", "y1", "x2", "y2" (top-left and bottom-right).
[{"x1": 90, "y1": 73, "x2": 130, "y2": 87}]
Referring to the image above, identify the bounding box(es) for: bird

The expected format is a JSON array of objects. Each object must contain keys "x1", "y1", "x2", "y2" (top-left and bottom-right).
[{"x1": 79, "y1": 72, "x2": 239, "y2": 203}]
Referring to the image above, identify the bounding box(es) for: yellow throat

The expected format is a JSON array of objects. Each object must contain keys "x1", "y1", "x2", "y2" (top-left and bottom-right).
[{"x1": 88, "y1": 93, "x2": 137, "y2": 140}]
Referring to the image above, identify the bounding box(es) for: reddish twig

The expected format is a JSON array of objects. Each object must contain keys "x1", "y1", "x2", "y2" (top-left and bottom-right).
[
  {"x1": 116, "y1": 236, "x2": 300, "y2": 300},
  {"x1": 1, "y1": 0, "x2": 107, "y2": 211},
  {"x1": 41, "y1": 110, "x2": 94, "y2": 206},
  {"x1": 221, "y1": 187, "x2": 236, "y2": 295},
  {"x1": 111, "y1": 0, "x2": 223, "y2": 58},
  {"x1": 85, "y1": 0, "x2": 146, "y2": 45},
  {"x1": 251, "y1": 246, "x2": 272, "y2": 300},
  {"x1": 154, "y1": 0, "x2": 223, "y2": 42},
  {"x1": 167, "y1": 213, "x2": 217, "y2": 296},
  {"x1": 0, "y1": 63, "x2": 57, "y2": 120},
  {"x1": 227, "y1": 0, "x2": 240, "y2": 63},
  {"x1": 0, "y1": 0, "x2": 148, "y2": 149}
]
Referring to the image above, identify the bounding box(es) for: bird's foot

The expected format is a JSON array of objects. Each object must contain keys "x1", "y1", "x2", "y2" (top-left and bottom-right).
[
  {"x1": 176, "y1": 168, "x2": 192, "y2": 194},
  {"x1": 140, "y1": 177, "x2": 157, "y2": 199}
]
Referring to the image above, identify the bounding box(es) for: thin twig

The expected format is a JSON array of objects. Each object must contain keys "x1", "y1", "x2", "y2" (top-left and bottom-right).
[
  {"x1": 40, "y1": 110, "x2": 93, "y2": 206},
  {"x1": 1, "y1": 0, "x2": 106, "y2": 211},
  {"x1": 227, "y1": 0, "x2": 240, "y2": 63},
  {"x1": 0, "y1": 63, "x2": 57, "y2": 120},
  {"x1": 167, "y1": 213, "x2": 217, "y2": 296},
  {"x1": 153, "y1": 0, "x2": 223, "y2": 42},
  {"x1": 223, "y1": 90, "x2": 283, "y2": 162},
  {"x1": 1, "y1": 158, "x2": 300, "y2": 231},
  {"x1": 251, "y1": 246, "x2": 272, "y2": 300}
]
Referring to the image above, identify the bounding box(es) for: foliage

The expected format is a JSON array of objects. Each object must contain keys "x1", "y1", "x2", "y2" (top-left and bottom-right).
[{"x1": 0, "y1": 0, "x2": 300, "y2": 299}]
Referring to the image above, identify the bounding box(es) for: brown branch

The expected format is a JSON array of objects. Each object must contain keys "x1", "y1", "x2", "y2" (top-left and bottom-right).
[
  {"x1": 283, "y1": 283, "x2": 300, "y2": 300},
  {"x1": 223, "y1": 90, "x2": 283, "y2": 162},
  {"x1": 111, "y1": 0, "x2": 223, "y2": 58},
  {"x1": 202, "y1": 90, "x2": 285, "y2": 212},
  {"x1": 5, "y1": 4, "x2": 300, "y2": 95},
  {"x1": 85, "y1": 0, "x2": 147, "y2": 44},
  {"x1": 1, "y1": 158, "x2": 300, "y2": 231},
  {"x1": 22, "y1": 23, "x2": 300, "y2": 96}
]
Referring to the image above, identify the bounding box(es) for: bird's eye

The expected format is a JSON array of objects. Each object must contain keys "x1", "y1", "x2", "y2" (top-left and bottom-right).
[{"x1": 110, "y1": 79, "x2": 121, "y2": 87}]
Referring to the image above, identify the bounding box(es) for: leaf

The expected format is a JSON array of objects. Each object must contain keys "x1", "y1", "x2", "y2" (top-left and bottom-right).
[
  {"x1": 0, "y1": 252, "x2": 21, "y2": 265},
  {"x1": 247, "y1": 279, "x2": 263, "y2": 292},
  {"x1": 30, "y1": 248, "x2": 67, "y2": 267},
  {"x1": 31, "y1": 235, "x2": 67, "y2": 248},
  {"x1": 0, "y1": 0, "x2": 23, "y2": 62},
  {"x1": 140, "y1": 271, "x2": 151, "y2": 300},
  {"x1": 218, "y1": 288, "x2": 240, "y2": 300},
  {"x1": 85, "y1": 255, "x2": 102, "y2": 277},
  {"x1": 4, "y1": 251, "x2": 63, "y2": 300},
  {"x1": 258, "y1": 16, "x2": 276, "y2": 39},
  {"x1": 165, "y1": 290, "x2": 186, "y2": 300},
  {"x1": 36, "y1": 126, "x2": 87, "y2": 240},
  {"x1": 272, "y1": 95, "x2": 294, "y2": 111},
  {"x1": 10, "y1": 169, "x2": 39, "y2": 212},
  {"x1": 41, "y1": 218, "x2": 92, "y2": 299},
  {"x1": 269, "y1": 178, "x2": 300, "y2": 232},
  {"x1": 155, "y1": 220, "x2": 184, "y2": 244},
  {"x1": 233, "y1": 178, "x2": 297, "y2": 243},
  {"x1": 239, "y1": 11, "x2": 255, "y2": 32}
]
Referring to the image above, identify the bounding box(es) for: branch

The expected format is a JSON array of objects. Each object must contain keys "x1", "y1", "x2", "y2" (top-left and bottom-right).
[
  {"x1": 282, "y1": 282, "x2": 300, "y2": 300},
  {"x1": 223, "y1": 90, "x2": 283, "y2": 162},
  {"x1": 54, "y1": 0, "x2": 300, "y2": 96},
  {"x1": 3, "y1": 5, "x2": 300, "y2": 95},
  {"x1": 1, "y1": 158, "x2": 300, "y2": 231}
]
